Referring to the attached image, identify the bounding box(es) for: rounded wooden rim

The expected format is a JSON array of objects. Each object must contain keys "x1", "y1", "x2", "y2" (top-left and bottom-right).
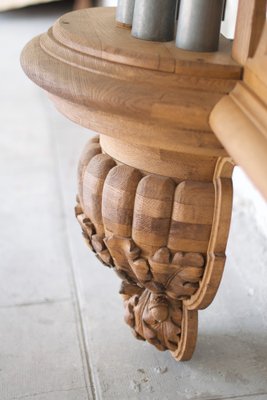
[
  {"x1": 171, "y1": 306, "x2": 198, "y2": 361},
  {"x1": 185, "y1": 157, "x2": 234, "y2": 310},
  {"x1": 116, "y1": 21, "x2": 132, "y2": 30},
  {"x1": 52, "y1": 8, "x2": 241, "y2": 78}
]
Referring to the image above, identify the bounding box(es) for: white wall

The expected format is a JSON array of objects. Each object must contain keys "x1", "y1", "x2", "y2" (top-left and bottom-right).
[
  {"x1": 98, "y1": 0, "x2": 117, "y2": 6},
  {"x1": 221, "y1": 0, "x2": 239, "y2": 39},
  {"x1": 233, "y1": 167, "x2": 267, "y2": 238}
]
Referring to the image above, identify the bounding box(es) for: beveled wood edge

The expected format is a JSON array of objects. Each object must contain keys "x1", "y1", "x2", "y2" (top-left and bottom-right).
[
  {"x1": 48, "y1": 92, "x2": 229, "y2": 158},
  {"x1": 172, "y1": 307, "x2": 198, "y2": 361},
  {"x1": 210, "y1": 21, "x2": 267, "y2": 201},
  {"x1": 52, "y1": 7, "x2": 242, "y2": 78},
  {"x1": 21, "y1": 36, "x2": 230, "y2": 156},
  {"x1": 185, "y1": 157, "x2": 234, "y2": 310},
  {"x1": 210, "y1": 92, "x2": 267, "y2": 200}
]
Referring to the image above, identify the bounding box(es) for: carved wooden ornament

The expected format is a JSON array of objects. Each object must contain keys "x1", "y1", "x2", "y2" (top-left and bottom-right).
[
  {"x1": 20, "y1": 7, "x2": 245, "y2": 360},
  {"x1": 75, "y1": 135, "x2": 233, "y2": 361}
]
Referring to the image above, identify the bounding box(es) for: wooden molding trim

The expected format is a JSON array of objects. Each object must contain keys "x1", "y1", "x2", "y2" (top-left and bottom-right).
[{"x1": 211, "y1": 21, "x2": 267, "y2": 200}]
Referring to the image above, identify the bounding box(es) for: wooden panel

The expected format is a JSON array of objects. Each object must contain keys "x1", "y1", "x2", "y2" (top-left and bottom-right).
[
  {"x1": 102, "y1": 165, "x2": 142, "y2": 237},
  {"x1": 83, "y1": 153, "x2": 116, "y2": 234},
  {"x1": 171, "y1": 203, "x2": 214, "y2": 224},
  {"x1": 132, "y1": 175, "x2": 175, "y2": 255},
  {"x1": 168, "y1": 181, "x2": 215, "y2": 253},
  {"x1": 77, "y1": 136, "x2": 101, "y2": 206}
]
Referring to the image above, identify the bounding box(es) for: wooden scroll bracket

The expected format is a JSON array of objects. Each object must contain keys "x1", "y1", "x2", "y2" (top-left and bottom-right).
[
  {"x1": 75, "y1": 136, "x2": 234, "y2": 361},
  {"x1": 20, "y1": 5, "x2": 266, "y2": 361}
]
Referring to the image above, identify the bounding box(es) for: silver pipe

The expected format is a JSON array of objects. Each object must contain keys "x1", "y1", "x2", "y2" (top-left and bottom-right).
[
  {"x1": 116, "y1": 0, "x2": 135, "y2": 28},
  {"x1": 132, "y1": 0, "x2": 177, "y2": 42},
  {"x1": 176, "y1": 0, "x2": 224, "y2": 52}
]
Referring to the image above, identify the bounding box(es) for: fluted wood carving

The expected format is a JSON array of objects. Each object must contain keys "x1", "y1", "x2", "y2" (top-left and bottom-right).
[{"x1": 75, "y1": 136, "x2": 233, "y2": 360}]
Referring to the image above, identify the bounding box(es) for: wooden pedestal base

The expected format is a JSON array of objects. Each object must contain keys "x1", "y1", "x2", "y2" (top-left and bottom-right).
[{"x1": 75, "y1": 135, "x2": 233, "y2": 361}]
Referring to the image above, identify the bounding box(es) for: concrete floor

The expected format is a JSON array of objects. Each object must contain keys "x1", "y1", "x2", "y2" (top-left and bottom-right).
[{"x1": 0, "y1": 3, "x2": 267, "y2": 400}]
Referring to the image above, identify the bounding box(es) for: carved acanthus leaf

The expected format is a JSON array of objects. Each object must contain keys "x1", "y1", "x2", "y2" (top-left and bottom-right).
[
  {"x1": 105, "y1": 236, "x2": 205, "y2": 300},
  {"x1": 75, "y1": 200, "x2": 113, "y2": 267},
  {"x1": 75, "y1": 202, "x2": 205, "y2": 353},
  {"x1": 121, "y1": 281, "x2": 183, "y2": 352}
]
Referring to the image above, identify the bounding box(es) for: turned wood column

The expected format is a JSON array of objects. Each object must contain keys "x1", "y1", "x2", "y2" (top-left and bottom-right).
[{"x1": 21, "y1": 7, "x2": 243, "y2": 361}]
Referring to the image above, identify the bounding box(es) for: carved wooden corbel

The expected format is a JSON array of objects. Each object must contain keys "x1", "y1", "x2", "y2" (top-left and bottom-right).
[
  {"x1": 74, "y1": 135, "x2": 233, "y2": 360},
  {"x1": 21, "y1": 6, "x2": 266, "y2": 361}
]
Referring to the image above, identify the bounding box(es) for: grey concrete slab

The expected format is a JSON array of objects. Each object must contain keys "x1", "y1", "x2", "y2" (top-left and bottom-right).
[
  {"x1": 8, "y1": 388, "x2": 89, "y2": 400},
  {"x1": 0, "y1": 5, "x2": 75, "y2": 307},
  {"x1": 0, "y1": 5, "x2": 94, "y2": 400},
  {"x1": 0, "y1": 300, "x2": 91, "y2": 400},
  {"x1": 0, "y1": 141, "x2": 74, "y2": 306}
]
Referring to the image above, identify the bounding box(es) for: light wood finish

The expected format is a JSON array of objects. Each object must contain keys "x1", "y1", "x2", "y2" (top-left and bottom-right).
[
  {"x1": 232, "y1": 0, "x2": 266, "y2": 65},
  {"x1": 50, "y1": 8, "x2": 241, "y2": 75},
  {"x1": 100, "y1": 135, "x2": 219, "y2": 179},
  {"x1": 186, "y1": 157, "x2": 234, "y2": 310},
  {"x1": 168, "y1": 181, "x2": 215, "y2": 254},
  {"x1": 83, "y1": 153, "x2": 116, "y2": 235},
  {"x1": 21, "y1": 8, "x2": 241, "y2": 158},
  {"x1": 77, "y1": 136, "x2": 101, "y2": 208},
  {"x1": 133, "y1": 175, "x2": 175, "y2": 254},
  {"x1": 102, "y1": 165, "x2": 142, "y2": 238},
  {"x1": 21, "y1": 6, "x2": 267, "y2": 361},
  {"x1": 211, "y1": 21, "x2": 267, "y2": 200}
]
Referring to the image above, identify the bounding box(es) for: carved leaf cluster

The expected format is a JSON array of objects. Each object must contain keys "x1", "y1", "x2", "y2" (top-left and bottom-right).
[
  {"x1": 75, "y1": 202, "x2": 113, "y2": 267},
  {"x1": 121, "y1": 282, "x2": 183, "y2": 352},
  {"x1": 104, "y1": 236, "x2": 205, "y2": 300}
]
